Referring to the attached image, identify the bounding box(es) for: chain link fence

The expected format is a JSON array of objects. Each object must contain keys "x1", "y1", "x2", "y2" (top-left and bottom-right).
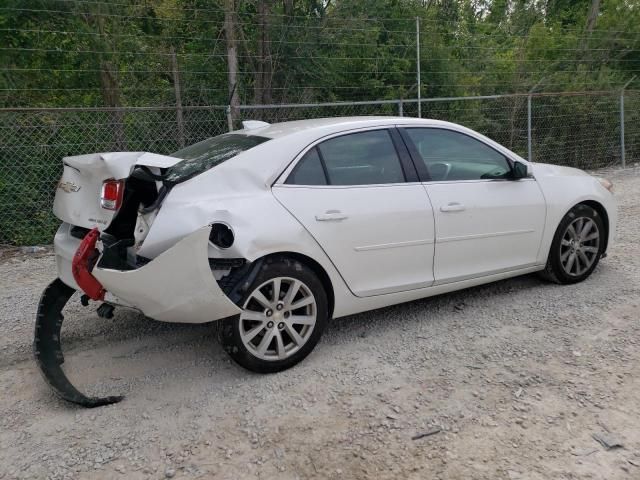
[
  {"x1": 1, "y1": 91, "x2": 638, "y2": 245},
  {"x1": 531, "y1": 92, "x2": 623, "y2": 170},
  {"x1": 626, "y1": 91, "x2": 640, "y2": 165}
]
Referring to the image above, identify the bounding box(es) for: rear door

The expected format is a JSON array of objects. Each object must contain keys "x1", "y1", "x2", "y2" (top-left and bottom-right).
[
  {"x1": 272, "y1": 128, "x2": 436, "y2": 297},
  {"x1": 400, "y1": 127, "x2": 546, "y2": 284}
]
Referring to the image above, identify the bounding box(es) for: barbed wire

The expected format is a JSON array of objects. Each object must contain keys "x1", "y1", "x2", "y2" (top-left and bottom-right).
[
  {"x1": 5, "y1": 3, "x2": 640, "y2": 38},
  {"x1": 4, "y1": 21, "x2": 640, "y2": 43},
  {"x1": 7, "y1": 67, "x2": 639, "y2": 77},
  {"x1": 1, "y1": 12, "x2": 638, "y2": 50},
  {"x1": 0, "y1": 37, "x2": 640, "y2": 55}
]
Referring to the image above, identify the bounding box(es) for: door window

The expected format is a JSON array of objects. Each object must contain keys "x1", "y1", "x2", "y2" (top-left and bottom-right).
[
  {"x1": 286, "y1": 148, "x2": 327, "y2": 185},
  {"x1": 404, "y1": 128, "x2": 511, "y2": 181},
  {"x1": 286, "y1": 130, "x2": 406, "y2": 186}
]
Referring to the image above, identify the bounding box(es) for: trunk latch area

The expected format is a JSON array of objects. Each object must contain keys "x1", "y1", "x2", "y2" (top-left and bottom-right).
[{"x1": 72, "y1": 228, "x2": 106, "y2": 301}]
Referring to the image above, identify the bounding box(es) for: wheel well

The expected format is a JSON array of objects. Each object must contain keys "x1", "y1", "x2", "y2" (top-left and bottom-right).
[
  {"x1": 579, "y1": 200, "x2": 610, "y2": 253},
  {"x1": 263, "y1": 252, "x2": 335, "y2": 319}
]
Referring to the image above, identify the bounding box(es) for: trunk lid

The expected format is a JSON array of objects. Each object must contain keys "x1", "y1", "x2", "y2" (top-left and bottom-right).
[{"x1": 53, "y1": 152, "x2": 182, "y2": 230}]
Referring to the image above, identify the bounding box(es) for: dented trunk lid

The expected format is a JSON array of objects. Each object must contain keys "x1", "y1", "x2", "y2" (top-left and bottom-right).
[{"x1": 53, "y1": 152, "x2": 182, "y2": 229}]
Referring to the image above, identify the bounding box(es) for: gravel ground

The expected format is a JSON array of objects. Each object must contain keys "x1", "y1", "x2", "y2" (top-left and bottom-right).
[{"x1": 1, "y1": 165, "x2": 639, "y2": 480}]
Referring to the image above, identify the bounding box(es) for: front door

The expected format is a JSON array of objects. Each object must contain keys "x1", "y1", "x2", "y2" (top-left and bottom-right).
[{"x1": 400, "y1": 127, "x2": 546, "y2": 284}]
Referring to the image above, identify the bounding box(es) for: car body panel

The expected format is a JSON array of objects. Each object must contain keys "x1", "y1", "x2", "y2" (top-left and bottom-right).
[
  {"x1": 53, "y1": 151, "x2": 180, "y2": 230},
  {"x1": 273, "y1": 183, "x2": 436, "y2": 296},
  {"x1": 54, "y1": 222, "x2": 82, "y2": 291},
  {"x1": 425, "y1": 178, "x2": 547, "y2": 284},
  {"x1": 334, "y1": 264, "x2": 545, "y2": 316},
  {"x1": 130, "y1": 170, "x2": 359, "y2": 319},
  {"x1": 93, "y1": 226, "x2": 241, "y2": 323},
  {"x1": 531, "y1": 162, "x2": 617, "y2": 262}
]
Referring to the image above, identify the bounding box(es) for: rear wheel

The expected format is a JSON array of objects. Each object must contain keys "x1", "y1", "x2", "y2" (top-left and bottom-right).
[
  {"x1": 540, "y1": 204, "x2": 605, "y2": 284},
  {"x1": 219, "y1": 257, "x2": 328, "y2": 373}
]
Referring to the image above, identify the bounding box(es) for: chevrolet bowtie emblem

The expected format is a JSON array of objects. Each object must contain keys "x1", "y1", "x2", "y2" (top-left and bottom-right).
[{"x1": 57, "y1": 181, "x2": 81, "y2": 193}]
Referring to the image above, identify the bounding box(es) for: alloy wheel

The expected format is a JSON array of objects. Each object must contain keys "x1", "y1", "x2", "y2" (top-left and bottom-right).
[
  {"x1": 559, "y1": 217, "x2": 600, "y2": 276},
  {"x1": 239, "y1": 277, "x2": 317, "y2": 361}
]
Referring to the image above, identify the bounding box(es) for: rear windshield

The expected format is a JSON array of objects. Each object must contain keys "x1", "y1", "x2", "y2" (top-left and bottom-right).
[{"x1": 166, "y1": 134, "x2": 270, "y2": 183}]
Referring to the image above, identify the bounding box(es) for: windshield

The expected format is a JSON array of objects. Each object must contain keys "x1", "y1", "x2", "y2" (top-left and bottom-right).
[{"x1": 166, "y1": 134, "x2": 270, "y2": 183}]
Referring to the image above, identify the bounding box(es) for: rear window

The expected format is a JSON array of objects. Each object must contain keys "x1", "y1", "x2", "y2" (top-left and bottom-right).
[{"x1": 166, "y1": 134, "x2": 269, "y2": 183}]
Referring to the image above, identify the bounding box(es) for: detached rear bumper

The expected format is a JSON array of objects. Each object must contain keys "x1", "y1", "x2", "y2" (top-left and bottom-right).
[{"x1": 54, "y1": 225, "x2": 241, "y2": 323}]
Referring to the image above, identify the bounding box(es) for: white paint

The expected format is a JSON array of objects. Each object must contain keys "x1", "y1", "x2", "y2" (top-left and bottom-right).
[
  {"x1": 241, "y1": 120, "x2": 270, "y2": 130},
  {"x1": 425, "y1": 178, "x2": 546, "y2": 283},
  {"x1": 353, "y1": 238, "x2": 435, "y2": 252},
  {"x1": 273, "y1": 184, "x2": 436, "y2": 297},
  {"x1": 93, "y1": 226, "x2": 240, "y2": 323},
  {"x1": 437, "y1": 229, "x2": 535, "y2": 243},
  {"x1": 53, "y1": 151, "x2": 180, "y2": 230},
  {"x1": 53, "y1": 223, "x2": 81, "y2": 290}
]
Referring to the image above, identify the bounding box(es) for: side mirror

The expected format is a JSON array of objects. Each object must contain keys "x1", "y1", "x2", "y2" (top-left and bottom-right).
[{"x1": 511, "y1": 161, "x2": 529, "y2": 180}]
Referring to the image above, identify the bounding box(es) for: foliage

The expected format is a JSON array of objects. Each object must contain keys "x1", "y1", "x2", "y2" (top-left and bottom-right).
[
  {"x1": 0, "y1": 0, "x2": 639, "y2": 244},
  {"x1": 2, "y1": 0, "x2": 638, "y2": 107}
]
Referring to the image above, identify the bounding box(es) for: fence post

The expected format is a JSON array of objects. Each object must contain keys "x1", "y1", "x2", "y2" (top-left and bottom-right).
[
  {"x1": 397, "y1": 99, "x2": 404, "y2": 117},
  {"x1": 416, "y1": 17, "x2": 421, "y2": 118},
  {"x1": 620, "y1": 76, "x2": 636, "y2": 168},
  {"x1": 226, "y1": 105, "x2": 234, "y2": 132},
  {"x1": 527, "y1": 78, "x2": 545, "y2": 163},
  {"x1": 527, "y1": 95, "x2": 532, "y2": 162},
  {"x1": 621, "y1": 91, "x2": 626, "y2": 169},
  {"x1": 170, "y1": 47, "x2": 185, "y2": 148}
]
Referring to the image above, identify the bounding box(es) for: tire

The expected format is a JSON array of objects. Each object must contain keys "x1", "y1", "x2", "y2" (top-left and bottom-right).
[
  {"x1": 540, "y1": 204, "x2": 605, "y2": 284},
  {"x1": 219, "y1": 257, "x2": 328, "y2": 373}
]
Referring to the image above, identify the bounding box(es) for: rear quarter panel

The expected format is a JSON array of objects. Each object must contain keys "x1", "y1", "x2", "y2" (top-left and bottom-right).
[{"x1": 136, "y1": 168, "x2": 361, "y2": 318}]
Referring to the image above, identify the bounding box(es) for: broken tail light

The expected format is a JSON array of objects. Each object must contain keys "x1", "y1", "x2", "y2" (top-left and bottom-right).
[{"x1": 100, "y1": 179, "x2": 125, "y2": 211}]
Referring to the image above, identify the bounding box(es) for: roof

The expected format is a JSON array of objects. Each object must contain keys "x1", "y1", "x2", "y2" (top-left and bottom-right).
[{"x1": 235, "y1": 116, "x2": 457, "y2": 139}]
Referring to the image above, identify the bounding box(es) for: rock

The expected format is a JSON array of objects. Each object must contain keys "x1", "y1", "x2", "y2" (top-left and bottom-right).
[
  {"x1": 165, "y1": 467, "x2": 176, "y2": 478},
  {"x1": 593, "y1": 432, "x2": 624, "y2": 450},
  {"x1": 21, "y1": 246, "x2": 47, "y2": 254}
]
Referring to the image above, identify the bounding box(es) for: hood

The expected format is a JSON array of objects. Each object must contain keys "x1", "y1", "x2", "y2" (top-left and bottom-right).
[{"x1": 531, "y1": 162, "x2": 590, "y2": 178}]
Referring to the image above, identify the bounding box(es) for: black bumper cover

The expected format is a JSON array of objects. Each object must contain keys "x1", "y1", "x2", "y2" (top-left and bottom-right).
[{"x1": 34, "y1": 278, "x2": 124, "y2": 408}]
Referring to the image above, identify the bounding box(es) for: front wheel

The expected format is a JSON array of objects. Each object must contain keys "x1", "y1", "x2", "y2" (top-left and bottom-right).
[
  {"x1": 540, "y1": 204, "x2": 605, "y2": 284},
  {"x1": 219, "y1": 257, "x2": 328, "y2": 373}
]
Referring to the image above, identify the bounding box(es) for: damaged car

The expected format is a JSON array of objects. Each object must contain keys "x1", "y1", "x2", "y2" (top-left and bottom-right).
[{"x1": 36, "y1": 117, "x2": 617, "y2": 407}]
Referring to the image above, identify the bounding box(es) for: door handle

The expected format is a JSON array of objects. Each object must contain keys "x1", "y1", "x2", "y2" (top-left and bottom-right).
[
  {"x1": 315, "y1": 210, "x2": 348, "y2": 221},
  {"x1": 440, "y1": 202, "x2": 466, "y2": 213}
]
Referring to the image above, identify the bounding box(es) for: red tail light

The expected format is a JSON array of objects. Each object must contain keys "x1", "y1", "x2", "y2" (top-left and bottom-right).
[{"x1": 100, "y1": 179, "x2": 125, "y2": 211}]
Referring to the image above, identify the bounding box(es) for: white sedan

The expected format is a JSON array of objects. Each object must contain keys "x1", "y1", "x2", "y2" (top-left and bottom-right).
[{"x1": 37, "y1": 117, "x2": 616, "y2": 406}]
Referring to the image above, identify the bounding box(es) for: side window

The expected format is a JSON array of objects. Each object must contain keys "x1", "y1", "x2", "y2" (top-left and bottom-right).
[
  {"x1": 286, "y1": 148, "x2": 327, "y2": 185},
  {"x1": 318, "y1": 130, "x2": 405, "y2": 185},
  {"x1": 405, "y1": 128, "x2": 511, "y2": 181}
]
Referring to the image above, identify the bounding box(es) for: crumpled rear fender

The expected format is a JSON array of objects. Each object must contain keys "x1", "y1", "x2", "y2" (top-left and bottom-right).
[{"x1": 93, "y1": 226, "x2": 241, "y2": 323}]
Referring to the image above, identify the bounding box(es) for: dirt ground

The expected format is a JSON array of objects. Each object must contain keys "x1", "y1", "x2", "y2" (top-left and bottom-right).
[{"x1": 1, "y1": 165, "x2": 639, "y2": 480}]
